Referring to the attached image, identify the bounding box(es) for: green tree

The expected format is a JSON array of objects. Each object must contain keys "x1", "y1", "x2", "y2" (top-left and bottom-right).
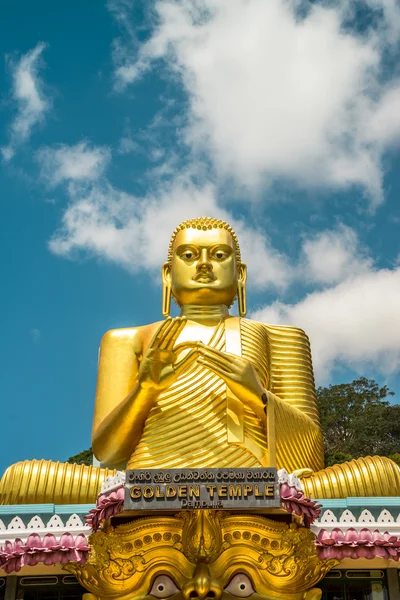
[
  {"x1": 317, "y1": 377, "x2": 400, "y2": 467},
  {"x1": 66, "y1": 447, "x2": 94, "y2": 466},
  {"x1": 388, "y1": 453, "x2": 400, "y2": 467}
]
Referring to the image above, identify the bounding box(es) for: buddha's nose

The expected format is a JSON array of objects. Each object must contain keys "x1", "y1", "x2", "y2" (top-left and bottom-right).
[
  {"x1": 182, "y1": 562, "x2": 222, "y2": 600},
  {"x1": 197, "y1": 249, "x2": 212, "y2": 271}
]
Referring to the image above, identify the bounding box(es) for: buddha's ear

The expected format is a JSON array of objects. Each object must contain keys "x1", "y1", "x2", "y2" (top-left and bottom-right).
[
  {"x1": 162, "y1": 262, "x2": 171, "y2": 284},
  {"x1": 162, "y1": 263, "x2": 172, "y2": 317},
  {"x1": 238, "y1": 263, "x2": 247, "y2": 285},
  {"x1": 237, "y1": 263, "x2": 247, "y2": 317}
]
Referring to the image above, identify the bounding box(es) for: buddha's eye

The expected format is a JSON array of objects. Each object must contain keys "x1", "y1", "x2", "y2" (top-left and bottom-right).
[
  {"x1": 149, "y1": 575, "x2": 179, "y2": 598},
  {"x1": 225, "y1": 574, "x2": 254, "y2": 597},
  {"x1": 214, "y1": 250, "x2": 227, "y2": 260},
  {"x1": 181, "y1": 249, "x2": 195, "y2": 260}
]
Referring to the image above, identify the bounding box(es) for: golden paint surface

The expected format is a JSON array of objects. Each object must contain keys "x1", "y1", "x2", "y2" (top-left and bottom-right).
[
  {"x1": 1, "y1": 217, "x2": 400, "y2": 506},
  {"x1": 3, "y1": 217, "x2": 400, "y2": 600},
  {"x1": 66, "y1": 510, "x2": 338, "y2": 600}
]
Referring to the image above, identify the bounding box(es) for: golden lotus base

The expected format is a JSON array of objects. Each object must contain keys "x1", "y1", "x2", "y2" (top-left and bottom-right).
[{"x1": 66, "y1": 511, "x2": 338, "y2": 600}]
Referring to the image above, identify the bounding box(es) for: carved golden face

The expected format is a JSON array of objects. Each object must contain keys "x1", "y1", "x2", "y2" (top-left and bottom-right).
[
  {"x1": 164, "y1": 228, "x2": 246, "y2": 307},
  {"x1": 69, "y1": 512, "x2": 337, "y2": 600},
  {"x1": 142, "y1": 564, "x2": 259, "y2": 600}
]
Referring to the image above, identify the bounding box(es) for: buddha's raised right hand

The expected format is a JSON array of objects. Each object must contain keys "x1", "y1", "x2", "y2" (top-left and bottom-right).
[{"x1": 138, "y1": 317, "x2": 197, "y2": 394}]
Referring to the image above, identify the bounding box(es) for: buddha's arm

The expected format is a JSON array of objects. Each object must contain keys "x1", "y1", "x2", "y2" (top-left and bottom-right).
[
  {"x1": 92, "y1": 318, "x2": 195, "y2": 468},
  {"x1": 92, "y1": 328, "x2": 156, "y2": 468},
  {"x1": 266, "y1": 390, "x2": 324, "y2": 472}
]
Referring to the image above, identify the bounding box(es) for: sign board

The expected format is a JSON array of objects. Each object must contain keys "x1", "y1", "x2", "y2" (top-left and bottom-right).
[{"x1": 124, "y1": 468, "x2": 280, "y2": 511}]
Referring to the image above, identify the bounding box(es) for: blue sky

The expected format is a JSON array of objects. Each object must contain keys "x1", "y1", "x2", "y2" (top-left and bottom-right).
[{"x1": 1, "y1": 0, "x2": 400, "y2": 476}]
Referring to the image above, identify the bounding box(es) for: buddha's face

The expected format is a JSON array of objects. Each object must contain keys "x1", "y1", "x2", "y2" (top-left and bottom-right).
[{"x1": 165, "y1": 227, "x2": 245, "y2": 307}]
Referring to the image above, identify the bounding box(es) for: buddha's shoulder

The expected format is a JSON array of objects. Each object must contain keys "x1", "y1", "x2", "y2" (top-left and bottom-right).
[
  {"x1": 101, "y1": 321, "x2": 165, "y2": 347},
  {"x1": 241, "y1": 317, "x2": 310, "y2": 341}
]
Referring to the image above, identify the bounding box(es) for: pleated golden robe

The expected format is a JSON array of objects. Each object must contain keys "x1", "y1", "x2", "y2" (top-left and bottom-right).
[{"x1": 127, "y1": 318, "x2": 324, "y2": 473}]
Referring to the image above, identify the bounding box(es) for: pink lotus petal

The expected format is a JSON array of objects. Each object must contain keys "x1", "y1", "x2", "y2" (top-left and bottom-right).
[
  {"x1": 359, "y1": 528, "x2": 373, "y2": 543},
  {"x1": 41, "y1": 533, "x2": 57, "y2": 549},
  {"x1": 357, "y1": 546, "x2": 372, "y2": 559},
  {"x1": 59, "y1": 533, "x2": 75, "y2": 548},
  {"x1": 317, "y1": 529, "x2": 335, "y2": 545},
  {"x1": 11, "y1": 539, "x2": 25, "y2": 554},
  {"x1": 371, "y1": 530, "x2": 385, "y2": 542},
  {"x1": 26, "y1": 533, "x2": 43, "y2": 549},
  {"x1": 75, "y1": 534, "x2": 90, "y2": 549},
  {"x1": 4, "y1": 558, "x2": 22, "y2": 574},
  {"x1": 0, "y1": 532, "x2": 92, "y2": 574},
  {"x1": 343, "y1": 529, "x2": 359, "y2": 543},
  {"x1": 317, "y1": 546, "x2": 338, "y2": 560},
  {"x1": 280, "y1": 482, "x2": 290, "y2": 495},
  {"x1": 386, "y1": 535, "x2": 398, "y2": 544},
  {"x1": 329, "y1": 528, "x2": 345, "y2": 544},
  {"x1": 3, "y1": 541, "x2": 14, "y2": 554},
  {"x1": 25, "y1": 554, "x2": 40, "y2": 566},
  {"x1": 315, "y1": 528, "x2": 400, "y2": 562}
]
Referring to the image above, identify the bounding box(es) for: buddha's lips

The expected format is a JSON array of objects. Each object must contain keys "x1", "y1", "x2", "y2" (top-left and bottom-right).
[{"x1": 193, "y1": 272, "x2": 216, "y2": 282}]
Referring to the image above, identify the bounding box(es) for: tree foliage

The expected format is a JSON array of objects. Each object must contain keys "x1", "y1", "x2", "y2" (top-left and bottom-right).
[
  {"x1": 66, "y1": 447, "x2": 94, "y2": 466},
  {"x1": 317, "y1": 377, "x2": 400, "y2": 467}
]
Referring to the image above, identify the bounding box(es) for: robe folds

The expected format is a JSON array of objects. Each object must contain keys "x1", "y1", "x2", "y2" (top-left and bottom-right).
[{"x1": 127, "y1": 318, "x2": 324, "y2": 473}]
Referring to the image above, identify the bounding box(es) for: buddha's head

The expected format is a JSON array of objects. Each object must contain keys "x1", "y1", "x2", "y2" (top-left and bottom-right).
[{"x1": 162, "y1": 217, "x2": 247, "y2": 316}]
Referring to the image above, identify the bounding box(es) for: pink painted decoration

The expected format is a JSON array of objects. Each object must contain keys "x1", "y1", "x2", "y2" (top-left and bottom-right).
[
  {"x1": 85, "y1": 486, "x2": 125, "y2": 531},
  {"x1": 316, "y1": 527, "x2": 400, "y2": 561},
  {"x1": 85, "y1": 481, "x2": 321, "y2": 532},
  {"x1": 0, "y1": 533, "x2": 90, "y2": 574},
  {"x1": 280, "y1": 481, "x2": 322, "y2": 526}
]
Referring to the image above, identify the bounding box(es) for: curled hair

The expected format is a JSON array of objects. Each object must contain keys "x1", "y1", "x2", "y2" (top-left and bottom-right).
[{"x1": 167, "y1": 217, "x2": 241, "y2": 264}]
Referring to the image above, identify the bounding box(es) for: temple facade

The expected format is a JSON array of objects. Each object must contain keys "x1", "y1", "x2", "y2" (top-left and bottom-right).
[
  {"x1": 0, "y1": 470, "x2": 399, "y2": 600},
  {"x1": 2, "y1": 218, "x2": 400, "y2": 600}
]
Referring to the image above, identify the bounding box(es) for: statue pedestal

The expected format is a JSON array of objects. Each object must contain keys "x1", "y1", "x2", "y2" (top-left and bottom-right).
[{"x1": 66, "y1": 510, "x2": 338, "y2": 600}]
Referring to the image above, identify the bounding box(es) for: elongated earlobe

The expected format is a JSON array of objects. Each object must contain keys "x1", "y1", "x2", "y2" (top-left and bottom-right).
[
  {"x1": 237, "y1": 263, "x2": 247, "y2": 317},
  {"x1": 162, "y1": 263, "x2": 172, "y2": 317}
]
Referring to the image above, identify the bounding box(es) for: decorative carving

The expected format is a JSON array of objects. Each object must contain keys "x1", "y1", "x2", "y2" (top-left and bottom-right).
[
  {"x1": 181, "y1": 510, "x2": 222, "y2": 563},
  {"x1": 359, "y1": 510, "x2": 375, "y2": 523},
  {"x1": 66, "y1": 512, "x2": 338, "y2": 600},
  {"x1": 8, "y1": 517, "x2": 24, "y2": 530},
  {"x1": 320, "y1": 510, "x2": 336, "y2": 524},
  {"x1": 26, "y1": 516, "x2": 45, "y2": 530},
  {"x1": 339, "y1": 510, "x2": 356, "y2": 523},
  {"x1": 66, "y1": 514, "x2": 84, "y2": 528},
  {"x1": 378, "y1": 509, "x2": 394, "y2": 523},
  {"x1": 47, "y1": 515, "x2": 64, "y2": 529}
]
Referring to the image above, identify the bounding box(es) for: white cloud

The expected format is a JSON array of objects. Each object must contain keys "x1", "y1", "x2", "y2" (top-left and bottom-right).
[
  {"x1": 252, "y1": 267, "x2": 400, "y2": 382},
  {"x1": 2, "y1": 43, "x2": 50, "y2": 160},
  {"x1": 30, "y1": 328, "x2": 41, "y2": 343},
  {"x1": 118, "y1": 135, "x2": 139, "y2": 155},
  {"x1": 36, "y1": 142, "x2": 111, "y2": 186},
  {"x1": 110, "y1": 0, "x2": 400, "y2": 207},
  {"x1": 300, "y1": 225, "x2": 373, "y2": 285},
  {"x1": 1, "y1": 146, "x2": 15, "y2": 161},
  {"x1": 49, "y1": 174, "x2": 291, "y2": 290}
]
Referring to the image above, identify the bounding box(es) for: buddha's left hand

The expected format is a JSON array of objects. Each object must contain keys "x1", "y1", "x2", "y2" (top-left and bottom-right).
[{"x1": 196, "y1": 343, "x2": 265, "y2": 420}]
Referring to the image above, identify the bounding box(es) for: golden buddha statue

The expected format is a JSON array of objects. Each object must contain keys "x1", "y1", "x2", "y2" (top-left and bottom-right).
[
  {"x1": 1, "y1": 216, "x2": 399, "y2": 505},
  {"x1": 91, "y1": 216, "x2": 400, "y2": 497},
  {"x1": 92, "y1": 217, "x2": 325, "y2": 475}
]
